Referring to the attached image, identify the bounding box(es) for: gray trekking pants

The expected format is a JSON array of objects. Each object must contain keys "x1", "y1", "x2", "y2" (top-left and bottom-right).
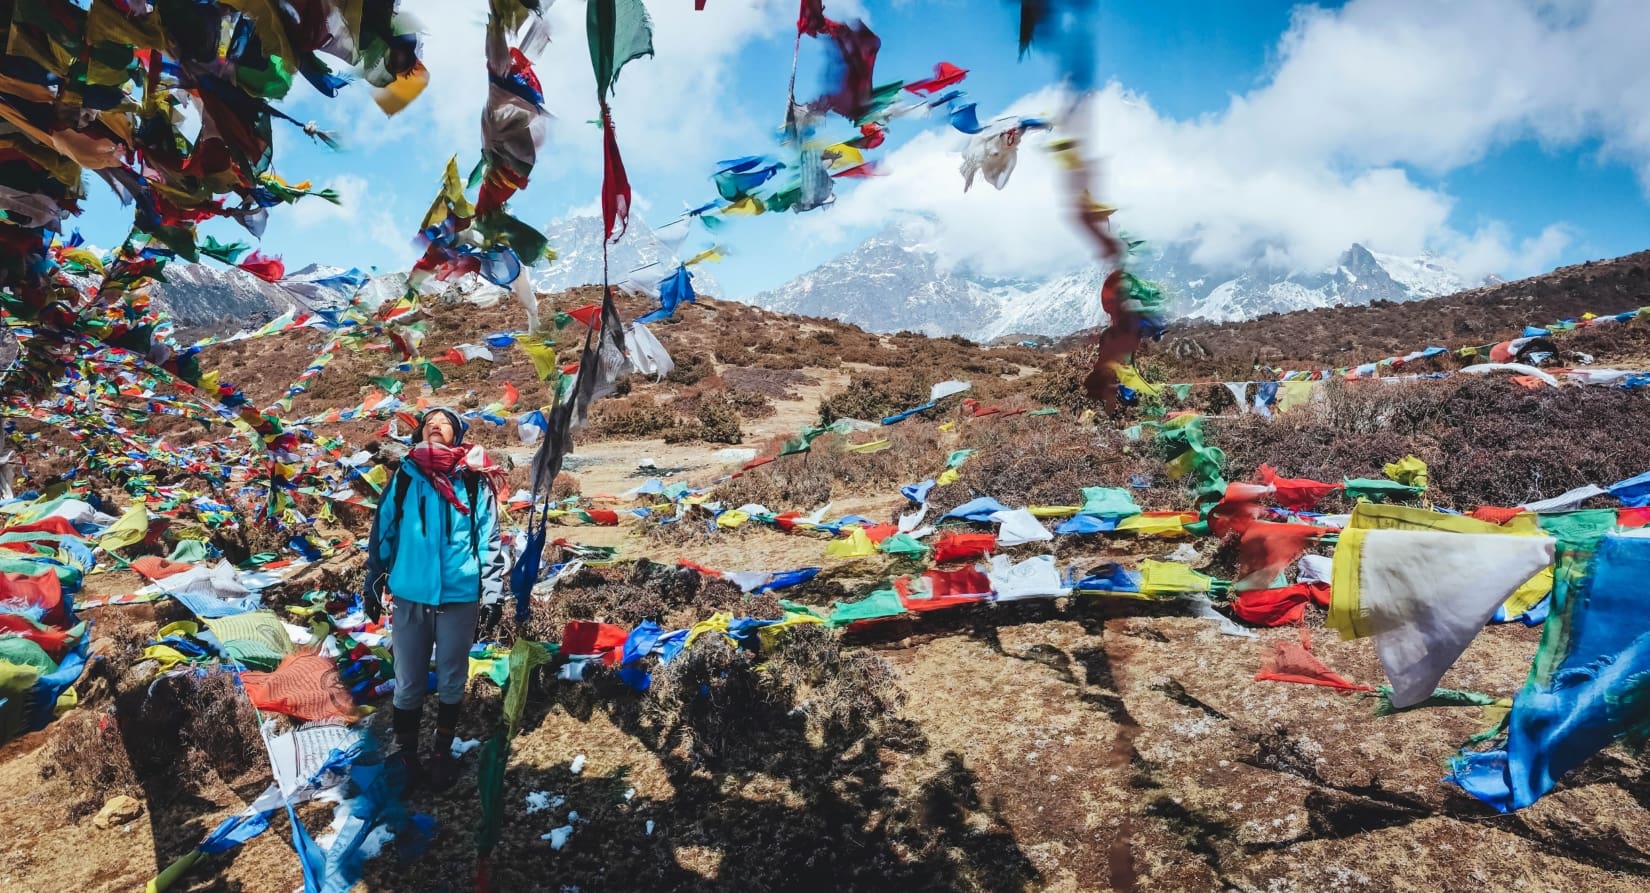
[{"x1": 391, "y1": 600, "x2": 480, "y2": 710}]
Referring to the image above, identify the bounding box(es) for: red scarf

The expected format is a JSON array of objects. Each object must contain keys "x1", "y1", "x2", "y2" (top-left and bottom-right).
[{"x1": 407, "y1": 443, "x2": 506, "y2": 514}]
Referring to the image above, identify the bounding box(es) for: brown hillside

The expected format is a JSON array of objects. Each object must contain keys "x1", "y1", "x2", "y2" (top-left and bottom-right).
[{"x1": 1110, "y1": 250, "x2": 1650, "y2": 380}]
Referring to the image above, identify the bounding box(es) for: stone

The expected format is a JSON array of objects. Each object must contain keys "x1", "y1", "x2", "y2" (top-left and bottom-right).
[{"x1": 94, "y1": 795, "x2": 143, "y2": 829}]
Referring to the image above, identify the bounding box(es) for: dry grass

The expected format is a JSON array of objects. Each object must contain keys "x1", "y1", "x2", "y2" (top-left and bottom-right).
[{"x1": 1213, "y1": 375, "x2": 1650, "y2": 508}]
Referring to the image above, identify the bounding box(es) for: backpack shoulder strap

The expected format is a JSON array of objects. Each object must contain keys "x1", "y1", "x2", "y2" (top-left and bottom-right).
[
  {"x1": 390, "y1": 466, "x2": 414, "y2": 525},
  {"x1": 465, "y1": 471, "x2": 484, "y2": 597}
]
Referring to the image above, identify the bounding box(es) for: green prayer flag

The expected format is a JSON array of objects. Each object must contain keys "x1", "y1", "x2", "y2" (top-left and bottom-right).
[
  {"x1": 587, "y1": 0, "x2": 654, "y2": 99},
  {"x1": 827, "y1": 589, "x2": 907, "y2": 628},
  {"x1": 1373, "y1": 686, "x2": 1499, "y2": 717},
  {"x1": 475, "y1": 734, "x2": 508, "y2": 856},
  {"x1": 478, "y1": 640, "x2": 551, "y2": 856},
  {"x1": 945, "y1": 449, "x2": 974, "y2": 469},
  {"x1": 1527, "y1": 510, "x2": 1620, "y2": 688},
  {"x1": 368, "y1": 376, "x2": 403, "y2": 396},
  {"x1": 1341, "y1": 478, "x2": 1425, "y2": 502},
  {"x1": 780, "y1": 425, "x2": 828, "y2": 456},
  {"x1": 423, "y1": 361, "x2": 445, "y2": 389},
  {"x1": 199, "y1": 235, "x2": 250, "y2": 264},
  {"x1": 878, "y1": 533, "x2": 928, "y2": 558},
  {"x1": 1079, "y1": 487, "x2": 1142, "y2": 519}
]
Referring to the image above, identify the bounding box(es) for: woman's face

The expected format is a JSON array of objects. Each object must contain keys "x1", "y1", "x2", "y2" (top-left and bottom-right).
[{"x1": 423, "y1": 414, "x2": 456, "y2": 446}]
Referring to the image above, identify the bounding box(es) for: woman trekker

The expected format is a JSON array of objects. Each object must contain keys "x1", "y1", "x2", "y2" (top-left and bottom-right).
[{"x1": 364, "y1": 407, "x2": 507, "y2": 789}]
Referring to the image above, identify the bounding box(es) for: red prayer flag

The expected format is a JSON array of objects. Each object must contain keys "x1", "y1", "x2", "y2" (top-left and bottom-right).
[
  {"x1": 1234, "y1": 521, "x2": 1322, "y2": 591},
  {"x1": 566, "y1": 304, "x2": 602, "y2": 328},
  {"x1": 0, "y1": 570, "x2": 64, "y2": 625},
  {"x1": 562, "y1": 621, "x2": 628, "y2": 663},
  {"x1": 1257, "y1": 464, "x2": 1342, "y2": 511},
  {"x1": 601, "y1": 113, "x2": 632, "y2": 242},
  {"x1": 932, "y1": 532, "x2": 995, "y2": 563},
  {"x1": 1230, "y1": 582, "x2": 1330, "y2": 627},
  {"x1": 1255, "y1": 631, "x2": 1372, "y2": 692},
  {"x1": 1470, "y1": 505, "x2": 1526, "y2": 525},
  {"x1": 238, "y1": 251, "x2": 285, "y2": 282},
  {"x1": 831, "y1": 162, "x2": 880, "y2": 179},
  {"x1": 903, "y1": 61, "x2": 968, "y2": 95},
  {"x1": 1618, "y1": 506, "x2": 1650, "y2": 528}
]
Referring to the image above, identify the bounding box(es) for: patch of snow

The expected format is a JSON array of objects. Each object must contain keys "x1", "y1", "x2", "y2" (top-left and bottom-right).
[
  {"x1": 542, "y1": 825, "x2": 574, "y2": 850},
  {"x1": 569, "y1": 754, "x2": 586, "y2": 775}
]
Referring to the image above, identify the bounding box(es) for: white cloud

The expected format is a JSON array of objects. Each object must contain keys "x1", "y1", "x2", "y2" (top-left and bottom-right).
[
  {"x1": 815, "y1": 0, "x2": 1648, "y2": 280},
  {"x1": 286, "y1": 173, "x2": 368, "y2": 228}
]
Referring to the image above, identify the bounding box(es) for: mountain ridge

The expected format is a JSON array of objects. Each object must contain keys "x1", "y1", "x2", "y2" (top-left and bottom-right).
[{"x1": 746, "y1": 226, "x2": 1500, "y2": 339}]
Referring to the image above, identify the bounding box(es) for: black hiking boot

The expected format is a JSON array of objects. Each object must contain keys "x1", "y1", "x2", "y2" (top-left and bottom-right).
[{"x1": 426, "y1": 750, "x2": 460, "y2": 792}]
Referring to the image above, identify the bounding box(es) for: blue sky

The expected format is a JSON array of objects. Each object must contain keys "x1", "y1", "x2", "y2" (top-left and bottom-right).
[{"x1": 72, "y1": 0, "x2": 1650, "y2": 298}]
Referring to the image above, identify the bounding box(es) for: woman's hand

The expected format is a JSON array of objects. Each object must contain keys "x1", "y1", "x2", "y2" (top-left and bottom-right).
[{"x1": 365, "y1": 586, "x2": 386, "y2": 623}]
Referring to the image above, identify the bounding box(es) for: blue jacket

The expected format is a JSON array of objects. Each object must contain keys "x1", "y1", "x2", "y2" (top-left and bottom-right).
[{"x1": 365, "y1": 462, "x2": 505, "y2": 606}]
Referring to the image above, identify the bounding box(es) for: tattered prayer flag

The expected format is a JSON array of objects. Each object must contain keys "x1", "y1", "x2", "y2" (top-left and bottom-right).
[
  {"x1": 587, "y1": 0, "x2": 655, "y2": 99},
  {"x1": 600, "y1": 115, "x2": 632, "y2": 241},
  {"x1": 423, "y1": 362, "x2": 446, "y2": 389},
  {"x1": 368, "y1": 376, "x2": 403, "y2": 396}
]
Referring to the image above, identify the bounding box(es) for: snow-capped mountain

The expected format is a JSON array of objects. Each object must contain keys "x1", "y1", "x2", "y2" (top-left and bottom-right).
[
  {"x1": 147, "y1": 263, "x2": 301, "y2": 332},
  {"x1": 532, "y1": 215, "x2": 724, "y2": 298},
  {"x1": 747, "y1": 228, "x2": 1493, "y2": 339},
  {"x1": 1165, "y1": 244, "x2": 1480, "y2": 323},
  {"x1": 753, "y1": 225, "x2": 1035, "y2": 336}
]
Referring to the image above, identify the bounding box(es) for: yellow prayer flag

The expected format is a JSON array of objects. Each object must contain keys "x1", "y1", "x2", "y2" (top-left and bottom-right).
[
  {"x1": 1276, "y1": 380, "x2": 1315, "y2": 413},
  {"x1": 825, "y1": 527, "x2": 877, "y2": 559},
  {"x1": 686, "y1": 611, "x2": 734, "y2": 647},
  {"x1": 1114, "y1": 363, "x2": 1160, "y2": 398},
  {"x1": 374, "y1": 61, "x2": 430, "y2": 116},
  {"x1": 722, "y1": 195, "x2": 765, "y2": 216},
  {"x1": 684, "y1": 246, "x2": 726, "y2": 266},
  {"x1": 1115, "y1": 512, "x2": 1194, "y2": 538},
  {"x1": 98, "y1": 503, "x2": 151, "y2": 553},
  {"x1": 823, "y1": 142, "x2": 865, "y2": 170},
  {"x1": 1139, "y1": 559, "x2": 1213, "y2": 596},
  {"x1": 1383, "y1": 455, "x2": 1429, "y2": 489},
  {"x1": 520, "y1": 341, "x2": 559, "y2": 382},
  {"x1": 756, "y1": 611, "x2": 826, "y2": 650}
]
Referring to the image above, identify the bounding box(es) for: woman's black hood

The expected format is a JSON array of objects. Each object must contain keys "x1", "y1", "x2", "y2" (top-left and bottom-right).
[{"x1": 412, "y1": 407, "x2": 468, "y2": 445}]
